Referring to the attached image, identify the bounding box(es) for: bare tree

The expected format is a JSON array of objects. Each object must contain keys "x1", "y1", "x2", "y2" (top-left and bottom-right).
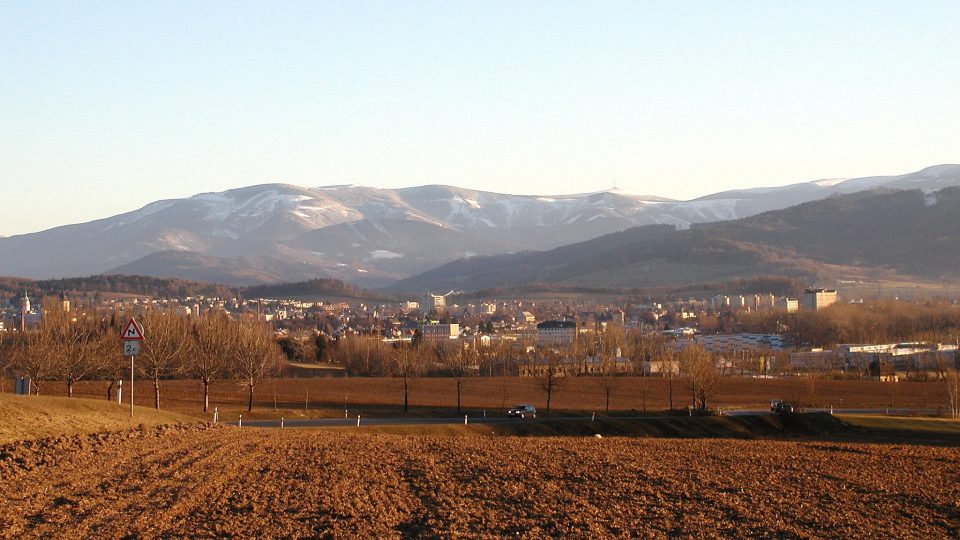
[
  {"x1": 678, "y1": 344, "x2": 718, "y2": 411},
  {"x1": 433, "y1": 340, "x2": 471, "y2": 415},
  {"x1": 232, "y1": 319, "x2": 284, "y2": 412},
  {"x1": 654, "y1": 342, "x2": 679, "y2": 410},
  {"x1": 945, "y1": 369, "x2": 960, "y2": 420},
  {"x1": 188, "y1": 312, "x2": 232, "y2": 412},
  {"x1": 389, "y1": 341, "x2": 423, "y2": 413},
  {"x1": 538, "y1": 350, "x2": 569, "y2": 413},
  {"x1": 138, "y1": 309, "x2": 189, "y2": 409},
  {"x1": 101, "y1": 313, "x2": 125, "y2": 401},
  {"x1": 13, "y1": 326, "x2": 59, "y2": 395},
  {"x1": 334, "y1": 335, "x2": 389, "y2": 376},
  {"x1": 597, "y1": 322, "x2": 625, "y2": 414},
  {"x1": 624, "y1": 330, "x2": 659, "y2": 412},
  {"x1": 61, "y1": 318, "x2": 110, "y2": 398},
  {"x1": 0, "y1": 331, "x2": 22, "y2": 391}
]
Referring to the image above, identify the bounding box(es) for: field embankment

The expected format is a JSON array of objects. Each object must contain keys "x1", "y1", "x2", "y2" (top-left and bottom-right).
[
  {"x1": 1, "y1": 427, "x2": 957, "y2": 538},
  {"x1": 62, "y1": 376, "x2": 952, "y2": 420},
  {"x1": 0, "y1": 393, "x2": 197, "y2": 444}
]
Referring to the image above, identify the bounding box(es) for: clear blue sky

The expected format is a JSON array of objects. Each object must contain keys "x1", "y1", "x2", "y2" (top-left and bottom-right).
[{"x1": 1, "y1": 1, "x2": 958, "y2": 236}]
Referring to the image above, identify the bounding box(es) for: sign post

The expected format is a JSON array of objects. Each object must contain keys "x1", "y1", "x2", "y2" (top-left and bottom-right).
[{"x1": 120, "y1": 318, "x2": 145, "y2": 418}]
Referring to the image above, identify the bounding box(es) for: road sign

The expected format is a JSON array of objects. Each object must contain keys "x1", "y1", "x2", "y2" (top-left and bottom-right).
[
  {"x1": 123, "y1": 341, "x2": 141, "y2": 356},
  {"x1": 120, "y1": 318, "x2": 145, "y2": 341}
]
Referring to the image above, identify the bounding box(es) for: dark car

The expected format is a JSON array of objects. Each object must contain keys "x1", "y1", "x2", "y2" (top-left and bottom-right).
[
  {"x1": 774, "y1": 401, "x2": 795, "y2": 414},
  {"x1": 507, "y1": 404, "x2": 537, "y2": 418}
]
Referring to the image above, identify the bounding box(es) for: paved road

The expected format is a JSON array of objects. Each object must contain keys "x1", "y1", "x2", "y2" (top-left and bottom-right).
[
  {"x1": 225, "y1": 407, "x2": 941, "y2": 428},
  {"x1": 230, "y1": 416, "x2": 521, "y2": 428},
  {"x1": 724, "y1": 407, "x2": 939, "y2": 417},
  {"x1": 227, "y1": 415, "x2": 614, "y2": 428}
]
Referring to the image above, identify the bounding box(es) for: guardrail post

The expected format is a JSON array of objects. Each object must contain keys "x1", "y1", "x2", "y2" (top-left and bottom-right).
[
  {"x1": 281, "y1": 417, "x2": 284, "y2": 429},
  {"x1": 357, "y1": 414, "x2": 361, "y2": 427},
  {"x1": 592, "y1": 412, "x2": 596, "y2": 422},
  {"x1": 238, "y1": 415, "x2": 242, "y2": 428},
  {"x1": 464, "y1": 415, "x2": 468, "y2": 425}
]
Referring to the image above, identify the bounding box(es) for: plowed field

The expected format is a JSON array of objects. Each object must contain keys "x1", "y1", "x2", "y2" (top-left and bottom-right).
[{"x1": 1, "y1": 426, "x2": 958, "y2": 538}]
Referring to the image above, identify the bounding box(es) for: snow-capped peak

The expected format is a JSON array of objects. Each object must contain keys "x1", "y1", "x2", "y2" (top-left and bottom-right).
[{"x1": 812, "y1": 178, "x2": 849, "y2": 187}]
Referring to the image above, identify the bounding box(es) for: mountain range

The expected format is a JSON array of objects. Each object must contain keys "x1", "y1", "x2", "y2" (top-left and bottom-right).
[
  {"x1": 393, "y1": 186, "x2": 960, "y2": 293},
  {"x1": 0, "y1": 164, "x2": 957, "y2": 287}
]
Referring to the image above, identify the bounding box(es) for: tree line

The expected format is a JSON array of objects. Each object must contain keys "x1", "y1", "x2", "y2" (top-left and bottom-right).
[
  {"x1": 0, "y1": 299, "x2": 283, "y2": 412},
  {"x1": 734, "y1": 299, "x2": 960, "y2": 347},
  {"x1": 299, "y1": 324, "x2": 719, "y2": 414}
]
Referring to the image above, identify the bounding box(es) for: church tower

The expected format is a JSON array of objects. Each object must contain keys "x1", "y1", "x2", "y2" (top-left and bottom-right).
[{"x1": 19, "y1": 291, "x2": 30, "y2": 333}]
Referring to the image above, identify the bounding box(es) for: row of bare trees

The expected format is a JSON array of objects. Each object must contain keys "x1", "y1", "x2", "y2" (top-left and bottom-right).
[
  {"x1": 320, "y1": 326, "x2": 721, "y2": 414},
  {"x1": 2, "y1": 303, "x2": 283, "y2": 412},
  {"x1": 737, "y1": 299, "x2": 960, "y2": 348}
]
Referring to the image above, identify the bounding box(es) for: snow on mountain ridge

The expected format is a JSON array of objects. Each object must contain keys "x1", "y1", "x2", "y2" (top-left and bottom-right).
[{"x1": 3, "y1": 165, "x2": 959, "y2": 285}]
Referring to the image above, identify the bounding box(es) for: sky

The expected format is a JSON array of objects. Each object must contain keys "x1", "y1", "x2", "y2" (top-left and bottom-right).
[{"x1": 1, "y1": 1, "x2": 958, "y2": 236}]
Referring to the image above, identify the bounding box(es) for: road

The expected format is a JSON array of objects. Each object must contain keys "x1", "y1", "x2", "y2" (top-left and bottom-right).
[
  {"x1": 225, "y1": 407, "x2": 940, "y2": 428},
  {"x1": 724, "y1": 407, "x2": 940, "y2": 417}
]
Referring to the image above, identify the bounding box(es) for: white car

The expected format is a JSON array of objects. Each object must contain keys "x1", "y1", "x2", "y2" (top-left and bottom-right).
[{"x1": 507, "y1": 404, "x2": 537, "y2": 418}]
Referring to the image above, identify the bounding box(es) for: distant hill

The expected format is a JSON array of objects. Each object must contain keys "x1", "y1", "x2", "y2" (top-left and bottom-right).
[
  {"x1": 108, "y1": 251, "x2": 330, "y2": 287},
  {"x1": 1, "y1": 165, "x2": 956, "y2": 286},
  {"x1": 0, "y1": 275, "x2": 235, "y2": 300},
  {"x1": 391, "y1": 188, "x2": 960, "y2": 293},
  {"x1": 0, "y1": 274, "x2": 386, "y2": 303}
]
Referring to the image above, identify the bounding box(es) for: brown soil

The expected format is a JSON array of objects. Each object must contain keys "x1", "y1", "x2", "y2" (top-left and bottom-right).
[
  {"x1": 63, "y1": 376, "x2": 952, "y2": 419},
  {"x1": 1, "y1": 427, "x2": 958, "y2": 538}
]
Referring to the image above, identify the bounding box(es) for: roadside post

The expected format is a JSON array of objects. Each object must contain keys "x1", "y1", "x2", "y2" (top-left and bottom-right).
[{"x1": 119, "y1": 318, "x2": 145, "y2": 418}]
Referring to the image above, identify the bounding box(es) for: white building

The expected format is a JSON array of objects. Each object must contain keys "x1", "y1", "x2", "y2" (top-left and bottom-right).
[
  {"x1": 536, "y1": 320, "x2": 577, "y2": 347},
  {"x1": 803, "y1": 289, "x2": 838, "y2": 310},
  {"x1": 779, "y1": 298, "x2": 799, "y2": 313},
  {"x1": 428, "y1": 293, "x2": 447, "y2": 313}
]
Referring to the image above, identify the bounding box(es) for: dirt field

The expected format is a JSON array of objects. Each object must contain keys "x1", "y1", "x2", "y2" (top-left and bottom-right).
[
  {"x1": 56, "y1": 376, "x2": 954, "y2": 419},
  {"x1": 1, "y1": 426, "x2": 958, "y2": 538}
]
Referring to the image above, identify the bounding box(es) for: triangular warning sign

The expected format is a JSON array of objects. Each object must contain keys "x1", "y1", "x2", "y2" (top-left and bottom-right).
[{"x1": 120, "y1": 318, "x2": 145, "y2": 341}]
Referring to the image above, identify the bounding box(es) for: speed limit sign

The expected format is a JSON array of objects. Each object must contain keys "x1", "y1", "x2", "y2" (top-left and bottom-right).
[{"x1": 123, "y1": 341, "x2": 141, "y2": 356}]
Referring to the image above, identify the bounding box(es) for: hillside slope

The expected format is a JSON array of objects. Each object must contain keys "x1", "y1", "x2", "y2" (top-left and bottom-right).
[
  {"x1": 392, "y1": 188, "x2": 960, "y2": 292},
  {"x1": 0, "y1": 393, "x2": 197, "y2": 444}
]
